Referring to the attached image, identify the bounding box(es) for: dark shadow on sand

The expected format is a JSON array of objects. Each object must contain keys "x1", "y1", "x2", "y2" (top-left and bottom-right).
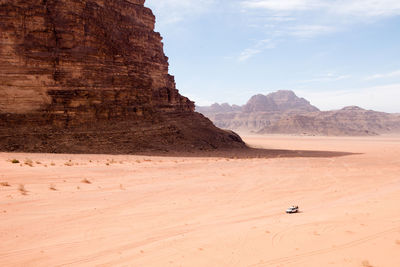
[{"x1": 135, "y1": 146, "x2": 360, "y2": 159}]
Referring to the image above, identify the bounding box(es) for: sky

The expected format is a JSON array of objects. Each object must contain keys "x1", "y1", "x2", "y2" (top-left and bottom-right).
[{"x1": 145, "y1": 0, "x2": 400, "y2": 112}]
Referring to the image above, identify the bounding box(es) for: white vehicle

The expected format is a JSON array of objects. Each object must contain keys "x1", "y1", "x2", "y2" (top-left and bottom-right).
[{"x1": 286, "y1": 205, "x2": 299, "y2": 214}]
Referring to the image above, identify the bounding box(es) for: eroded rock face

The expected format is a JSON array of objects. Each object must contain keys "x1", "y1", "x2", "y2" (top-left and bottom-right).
[
  {"x1": 0, "y1": 0, "x2": 245, "y2": 153},
  {"x1": 197, "y1": 91, "x2": 400, "y2": 136}
]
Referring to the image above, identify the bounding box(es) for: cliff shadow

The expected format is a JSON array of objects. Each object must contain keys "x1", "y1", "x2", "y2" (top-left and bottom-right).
[{"x1": 135, "y1": 147, "x2": 360, "y2": 159}]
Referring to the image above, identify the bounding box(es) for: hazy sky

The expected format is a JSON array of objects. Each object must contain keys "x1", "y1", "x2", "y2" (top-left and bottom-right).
[{"x1": 145, "y1": 0, "x2": 400, "y2": 112}]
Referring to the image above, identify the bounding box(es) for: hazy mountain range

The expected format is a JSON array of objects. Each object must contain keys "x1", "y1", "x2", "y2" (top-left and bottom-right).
[{"x1": 196, "y1": 90, "x2": 400, "y2": 136}]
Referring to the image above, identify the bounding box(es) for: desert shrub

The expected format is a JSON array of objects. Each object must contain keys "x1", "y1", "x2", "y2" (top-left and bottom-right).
[
  {"x1": 64, "y1": 161, "x2": 74, "y2": 166},
  {"x1": 362, "y1": 260, "x2": 373, "y2": 267},
  {"x1": 11, "y1": 159, "x2": 19, "y2": 164},
  {"x1": 24, "y1": 159, "x2": 33, "y2": 167},
  {"x1": 18, "y1": 184, "x2": 28, "y2": 195},
  {"x1": 49, "y1": 184, "x2": 57, "y2": 191},
  {"x1": 1, "y1": 182, "x2": 10, "y2": 187},
  {"x1": 81, "y1": 178, "x2": 91, "y2": 184}
]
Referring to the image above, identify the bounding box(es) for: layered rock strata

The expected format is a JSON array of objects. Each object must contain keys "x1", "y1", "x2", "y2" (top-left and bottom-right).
[
  {"x1": 197, "y1": 91, "x2": 400, "y2": 136},
  {"x1": 0, "y1": 0, "x2": 245, "y2": 153}
]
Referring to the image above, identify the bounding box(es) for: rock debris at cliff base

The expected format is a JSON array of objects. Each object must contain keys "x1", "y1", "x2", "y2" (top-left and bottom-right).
[{"x1": 0, "y1": 0, "x2": 245, "y2": 153}]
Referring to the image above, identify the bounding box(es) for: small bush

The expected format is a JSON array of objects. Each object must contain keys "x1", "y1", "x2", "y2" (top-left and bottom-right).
[
  {"x1": 64, "y1": 161, "x2": 74, "y2": 166},
  {"x1": 49, "y1": 184, "x2": 57, "y2": 191},
  {"x1": 81, "y1": 178, "x2": 91, "y2": 184},
  {"x1": 362, "y1": 260, "x2": 373, "y2": 267},
  {"x1": 11, "y1": 159, "x2": 19, "y2": 164},
  {"x1": 24, "y1": 159, "x2": 33, "y2": 167},
  {"x1": 1, "y1": 182, "x2": 10, "y2": 187},
  {"x1": 18, "y1": 184, "x2": 28, "y2": 195}
]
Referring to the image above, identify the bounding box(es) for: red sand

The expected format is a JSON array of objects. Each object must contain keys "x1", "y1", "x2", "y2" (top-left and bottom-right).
[{"x1": 1, "y1": 135, "x2": 400, "y2": 266}]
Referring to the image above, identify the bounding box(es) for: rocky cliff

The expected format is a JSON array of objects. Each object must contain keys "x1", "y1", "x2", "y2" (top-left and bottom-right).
[
  {"x1": 258, "y1": 106, "x2": 400, "y2": 136},
  {"x1": 197, "y1": 90, "x2": 320, "y2": 133},
  {"x1": 0, "y1": 0, "x2": 245, "y2": 153},
  {"x1": 243, "y1": 91, "x2": 319, "y2": 113},
  {"x1": 197, "y1": 91, "x2": 400, "y2": 136}
]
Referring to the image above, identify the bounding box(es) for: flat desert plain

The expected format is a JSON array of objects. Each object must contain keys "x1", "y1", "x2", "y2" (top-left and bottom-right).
[{"x1": 1, "y1": 136, "x2": 400, "y2": 267}]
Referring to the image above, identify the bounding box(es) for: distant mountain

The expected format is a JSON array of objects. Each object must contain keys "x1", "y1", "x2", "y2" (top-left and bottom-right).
[
  {"x1": 196, "y1": 91, "x2": 400, "y2": 136},
  {"x1": 196, "y1": 103, "x2": 242, "y2": 114},
  {"x1": 243, "y1": 91, "x2": 319, "y2": 113},
  {"x1": 197, "y1": 90, "x2": 319, "y2": 115}
]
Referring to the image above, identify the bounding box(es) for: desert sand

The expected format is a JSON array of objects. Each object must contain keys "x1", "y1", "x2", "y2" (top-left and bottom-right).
[{"x1": 1, "y1": 136, "x2": 400, "y2": 267}]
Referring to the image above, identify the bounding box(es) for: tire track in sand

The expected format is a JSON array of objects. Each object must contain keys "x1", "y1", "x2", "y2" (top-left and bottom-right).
[{"x1": 251, "y1": 226, "x2": 400, "y2": 266}]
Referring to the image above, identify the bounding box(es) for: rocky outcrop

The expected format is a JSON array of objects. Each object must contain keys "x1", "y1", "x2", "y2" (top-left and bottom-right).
[
  {"x1": 198, "y1": 90, "x2": 318, "y2": 116},
  {"x1": 258, "y1": 106, "x2": 400, "y2": 136},
  {"x1": 197, "y1": 90, "x2": 320, "y2": 133},
  {"x1": 243, "y1": 91, "x2": 319, "y2": 113},
  {"x1": 0, "y1": 0, "x2": 245, "y2": 153},
  {"x1": 197, "y1": 91, "x2": 400, "y2": 136},
  {"x1": 196, "y1": 103, "x2": 241, "y2": 114}
]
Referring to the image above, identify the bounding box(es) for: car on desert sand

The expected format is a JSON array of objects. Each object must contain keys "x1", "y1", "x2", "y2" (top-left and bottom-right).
[{"x1": 286, "y1": 206, "x2": 299, "y2": 214}]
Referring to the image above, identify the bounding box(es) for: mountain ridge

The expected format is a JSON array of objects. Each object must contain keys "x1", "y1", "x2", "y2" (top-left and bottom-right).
[{"x1": 196, "y1": 90, "x2": 400, "y2": 136}]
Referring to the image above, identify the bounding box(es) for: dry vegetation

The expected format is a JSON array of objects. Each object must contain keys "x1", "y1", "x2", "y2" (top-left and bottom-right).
[
  {"x1": 64, "y1": 161, "x2": 74, "y2": 167},
  {"x1": 107, "y1": 159, "x2": 117, "y2": 164},
  {"x1": 1, "y1": 136, "x2": 399, "y2": 267},
  {"x1": 18, "y1": 184, "x2": 28, "y2": 195},
  {"x1": 24, "y1": 159, "x2": 33, "y2": 167},
  {"x1": 361, "y1": 260, "x2": 374, "y2": 267},
  {"x1": 49, "y1": 184, "x2": 57, "y2": 191}
]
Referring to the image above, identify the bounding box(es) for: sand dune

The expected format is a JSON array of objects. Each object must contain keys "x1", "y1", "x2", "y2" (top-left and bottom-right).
[{"x1": 1, "y1": 136, "x2": 400, "y2": 266}]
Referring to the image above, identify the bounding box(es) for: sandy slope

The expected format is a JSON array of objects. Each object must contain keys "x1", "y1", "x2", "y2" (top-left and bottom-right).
[{"x1": 1, "y1": 136, "x2": 400, "y2": 267}]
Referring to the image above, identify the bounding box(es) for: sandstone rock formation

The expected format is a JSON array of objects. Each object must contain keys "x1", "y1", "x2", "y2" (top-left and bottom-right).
[
  {"x1": 197, "y1": 90, "x2": 320, "y2": 133},
  {"x1": 242, "y1": 90, "x2": 319, "y2": 113},
  {"x1": 258, "y1": 106, "x2": 400, "y2": 136},
  {"x1": 197, "y1": 90, "x2": 318, "y2": 115},
  {"x1": 0, "y1": 0, "x2": 245, "y2": 153},
  {"x1": 197, "y1": 91, "x2": 400, "y2": 136}
]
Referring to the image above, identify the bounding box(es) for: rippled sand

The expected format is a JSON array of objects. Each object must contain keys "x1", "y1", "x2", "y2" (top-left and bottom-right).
[{"x1": 1, "y1": 135, "x2": 399, "y2": 266}]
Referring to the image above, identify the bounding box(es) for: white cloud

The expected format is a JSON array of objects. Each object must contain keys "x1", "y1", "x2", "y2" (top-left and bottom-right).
[
  {"x1": 331, "y1": 0, "x2": 400, "y2": 18},
  {"x1": 236, "y1": 23, "x2": 333, "y2": 61},
  {"x1": 145, "y1": 0, "x2": 215, "y2": 25},
  {"x1": 289, "y1": 24, "x2": 335, "y2": 38},
  {"x1": 366, "y1": 70, "x2": 400, "y2": 80},
  {"x1": 239, "y1": 48, "x2": 262, "y2": 61},
  {"x1": 238, "y1": 38, "x2": 277, "y2": 61},
  {"x1": 241, "y1": 0, "x2": 321, "y2": 11},
  {"x1": 300, "y1": 73, "x2": 351, "y2": 83},
  {"x1": 298, "y1": 83, "x2": 400, "y2": 112},
  {"x1": 236, "y1": 0, "x2": 400, "y2": 61},
  {"x1": 241, "y1": 0, "x2": 400, "y2": 18}
]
